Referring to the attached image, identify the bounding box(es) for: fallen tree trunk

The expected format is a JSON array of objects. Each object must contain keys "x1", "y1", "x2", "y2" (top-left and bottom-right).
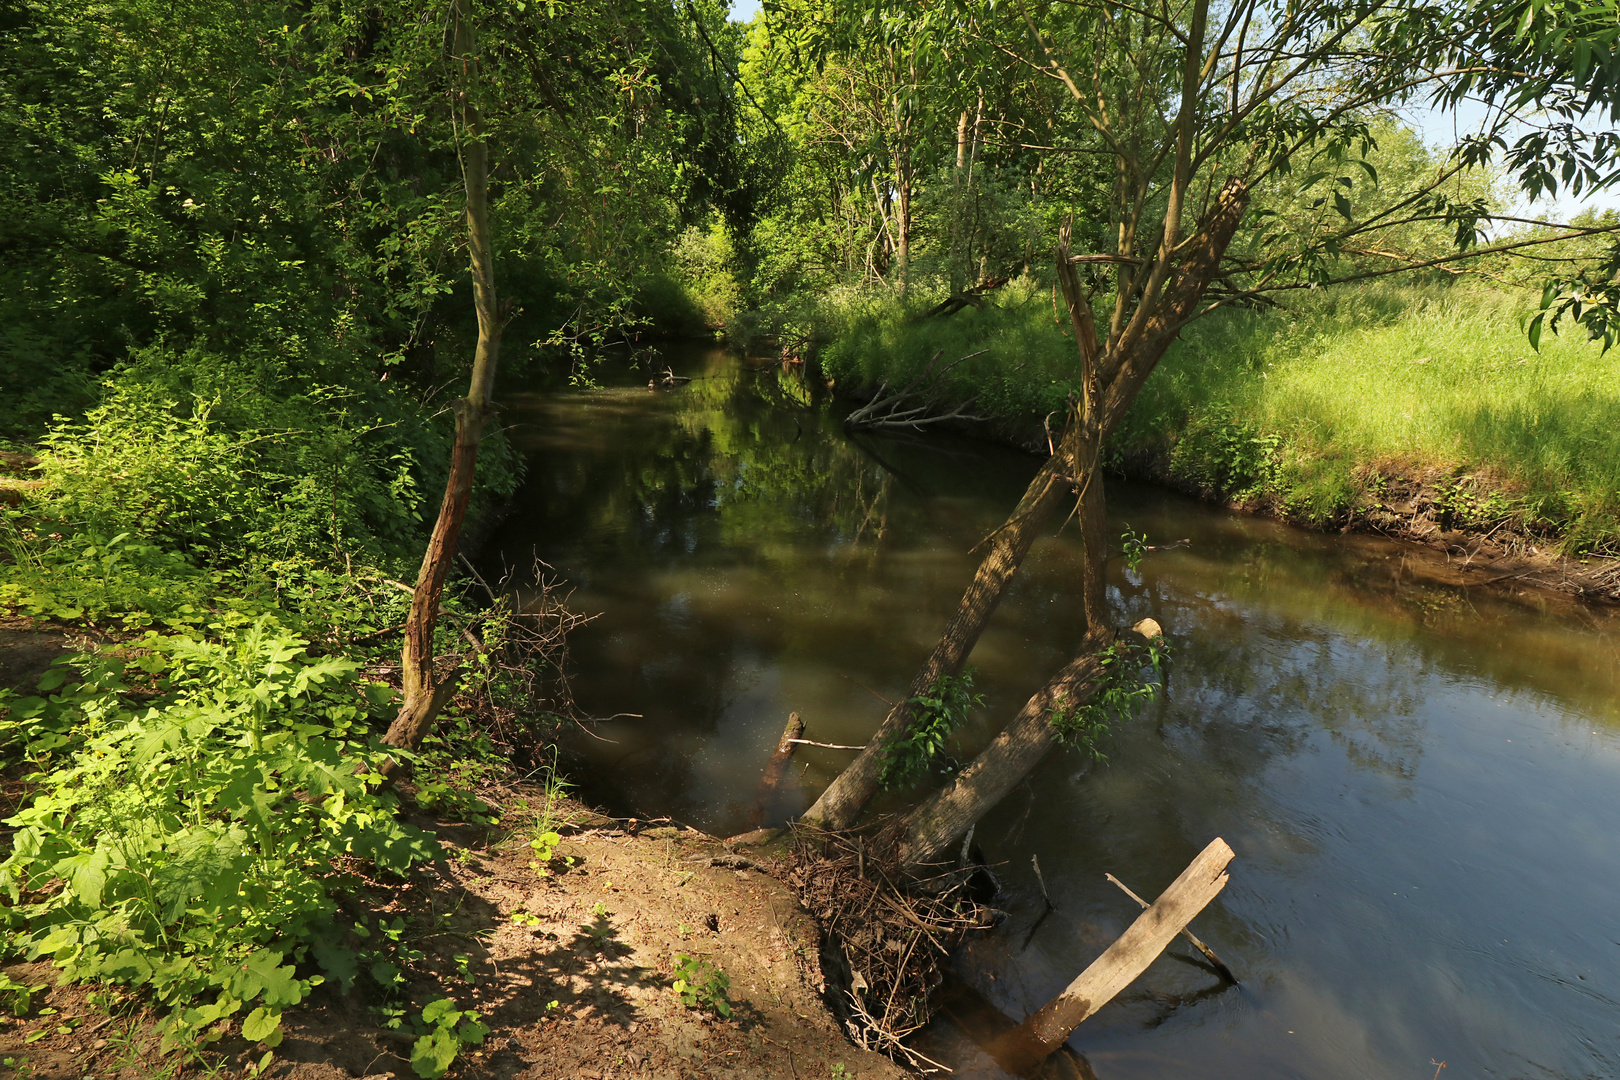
[
  {"x1": 912, "y1": 276, "x2": 1011, "y2": 320},
  {"x1": 991, "y1": 837, "x2": 1235, "y2": 1074},
  {"x1": 843, "y1": 348, "x2": 991, "y2": 431}
]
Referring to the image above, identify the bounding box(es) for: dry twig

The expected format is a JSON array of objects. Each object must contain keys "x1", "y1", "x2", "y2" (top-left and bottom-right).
[{"x1": 785, "y1": 823, "x2": 991, "y2": 1071}]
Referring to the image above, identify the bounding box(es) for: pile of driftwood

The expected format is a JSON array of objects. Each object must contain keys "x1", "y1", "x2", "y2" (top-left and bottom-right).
[
  {"x1": 842, "y1": 348, "x2": 991, "y2": 432},
  {"x1": 784, "y1": 818, "x2": 1236, "y2": 1075},
  {"x1": 785, "y1": 825, "x2": 994, "y2": 1073}
]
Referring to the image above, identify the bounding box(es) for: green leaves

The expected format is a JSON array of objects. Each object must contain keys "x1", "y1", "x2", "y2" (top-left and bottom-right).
[
  {"x1": 241, "y1": 1005, "x2": 283, "y2": 1046},
  {"x1": 227, "y1": 951, "x2": 304, "y2": 1009},
  {"x1": 411, "y1": 998, "x2": 488, "y2": 1078},
  {"x1": 412, "y1": 1026, "x2": 462, "y2": 1078},
  {"x1": 0, "y1": 618, "x2": 436, "y2": 1048},
  {"x1": 879, "y1": 667, "x2": 982, "y2": 790},
  {"x1": 1050, "y1": 635, "x2": 1171, "y2": 761},
  {"x1": 671, "y1": 955, "x2": 733, "y2": 1018}
]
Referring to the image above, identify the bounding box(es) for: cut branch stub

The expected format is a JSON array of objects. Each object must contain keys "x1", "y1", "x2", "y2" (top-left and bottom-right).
[{"x1": 750, "y1": 711, "x2": 806, "y2": 827}]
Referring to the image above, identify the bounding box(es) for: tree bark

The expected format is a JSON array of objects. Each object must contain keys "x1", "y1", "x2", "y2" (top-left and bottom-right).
[
  {"x1": 895, "y1": 148, "x2": 912, "y2": 284},
  {"x1": 895, "y1": 628, "x2": 1111, "y2": 874},
  {"x1": 799, "y1": 436, "x2": 1079, "y2": 829},
  {"x1": 383, "y1": 0, "x2": 502, "y2": 757}
]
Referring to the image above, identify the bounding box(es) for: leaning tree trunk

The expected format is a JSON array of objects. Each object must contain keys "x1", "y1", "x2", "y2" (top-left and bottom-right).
[
  {"x1": 800, "y1": 435, "x2": 1080, "y2": 829},
  {"x1": 895, "y1": 627, "x2": 1110, "y2": 873},
  {"x1": 383, "y1": 0, "x2": 502, "y2": 758},
  {"x1": 802, "y1": 178, "x2": 1250, "y2": 834},
  {"x1": 888, "y1": 180, "x2": 1251, "y2": 867}
]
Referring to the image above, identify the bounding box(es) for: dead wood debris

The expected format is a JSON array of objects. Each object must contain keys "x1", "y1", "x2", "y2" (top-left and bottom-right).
[
  {"x1": 785, "y1": 824, "x2": 994, "y2": 1073},
  {"x1": 843, "y1": 349, "x2": 992, "y2": 432}
]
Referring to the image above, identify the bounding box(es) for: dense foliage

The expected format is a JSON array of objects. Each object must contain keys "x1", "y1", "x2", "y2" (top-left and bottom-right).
[
  {"x1": 0, "y1": 0, "x2": 751, "y2": 1063},
  {"x1": 1, "y1": 0, "x2": 1618, "y2": 1068}
]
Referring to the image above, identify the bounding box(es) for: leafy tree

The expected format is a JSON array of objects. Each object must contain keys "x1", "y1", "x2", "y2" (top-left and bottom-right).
[{"x1": 793, "y1": 0, "x2": 1620, "y2": 872}]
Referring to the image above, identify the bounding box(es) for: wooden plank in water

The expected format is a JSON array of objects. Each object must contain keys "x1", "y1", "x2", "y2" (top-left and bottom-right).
[{"x1": 992, "y1": 837, "x2": 1235, "y2": 1074}]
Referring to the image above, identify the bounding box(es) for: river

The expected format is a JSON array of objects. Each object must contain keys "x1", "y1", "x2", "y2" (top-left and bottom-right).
[{"x1": 484, "y1": 344, "x2": 1620, "y2": 1080}]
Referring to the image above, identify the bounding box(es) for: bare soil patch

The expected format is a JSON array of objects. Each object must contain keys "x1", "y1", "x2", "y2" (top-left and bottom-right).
[{"x1": 0, "y1": 799, "x2": 910, "y2": 1080}]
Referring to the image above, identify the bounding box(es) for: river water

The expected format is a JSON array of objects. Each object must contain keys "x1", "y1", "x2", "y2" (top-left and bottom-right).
[{"x1": 485, "y1": 345, "x2": 1620, "y2": 1080}]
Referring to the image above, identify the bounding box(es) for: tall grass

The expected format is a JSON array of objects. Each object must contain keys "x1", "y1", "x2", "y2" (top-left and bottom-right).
[{"x1": 817, "y1": 279, "x2": 1620, "y2": 551}]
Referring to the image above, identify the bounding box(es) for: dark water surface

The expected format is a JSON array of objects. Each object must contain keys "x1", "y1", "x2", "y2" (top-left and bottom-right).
[{"x1": 486, "y1": 345, "x2": 1620, "y2": 1080}]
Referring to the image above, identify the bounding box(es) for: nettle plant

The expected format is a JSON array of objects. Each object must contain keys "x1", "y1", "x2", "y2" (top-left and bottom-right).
[{"x1": 0, "y1": 618, "x2": 438, "y2": 1052}]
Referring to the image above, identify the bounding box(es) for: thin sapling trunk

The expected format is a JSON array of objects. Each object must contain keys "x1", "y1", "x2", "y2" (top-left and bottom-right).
[{"x1": 383, "y1": 0, "x2": 503, "y2": 758}]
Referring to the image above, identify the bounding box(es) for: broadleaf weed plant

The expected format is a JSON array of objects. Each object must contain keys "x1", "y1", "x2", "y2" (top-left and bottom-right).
[
  {"x1": 409, "y1": 996, "x2": 489, "y2": 1079},
  {"x1": 0, "y1": 617, "x2": 440, "y2": 1052},
  {"x1": 672, "y1": 954, "x2": 732, "y2": 1019},
  {"x1": 1050, "y1": 635, "x2": 1172, "y2": 762},
  {"x1": 879, "y1": 668, "x2": 983, "y2": 790}
]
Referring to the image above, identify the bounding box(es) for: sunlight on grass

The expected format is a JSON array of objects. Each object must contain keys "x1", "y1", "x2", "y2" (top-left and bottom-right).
[{"x1": 822, "y1": 280, "x2": 1620, "y2": 549}]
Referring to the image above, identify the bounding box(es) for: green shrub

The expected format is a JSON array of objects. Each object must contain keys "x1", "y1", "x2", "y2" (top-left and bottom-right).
[
  {"x1": 0, "y1": 619, "x2": 438, "y2": 1049},
  {"x1": 33, "y1": 385, "x2": 280, "y2": 553},
  {"x1": 1165, "y1": 410, "x2": 1282, "y2": 499}
]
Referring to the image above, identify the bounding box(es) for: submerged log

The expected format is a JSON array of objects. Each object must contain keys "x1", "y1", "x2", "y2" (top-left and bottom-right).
[
  {"x1": 931, "y1": 974, "x2": 1098, "y2": 1080},
  {"x1": 749, "y1": 711, "x2": 806, "y2": 827},
  {"x1": 990, "y1": 837, "x2": 1235, "y2": 1074}
]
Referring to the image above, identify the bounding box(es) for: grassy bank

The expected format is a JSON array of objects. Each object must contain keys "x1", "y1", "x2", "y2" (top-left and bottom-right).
[{"x1": 818, "y1": 280, "x2": 1620, "y2": 555}]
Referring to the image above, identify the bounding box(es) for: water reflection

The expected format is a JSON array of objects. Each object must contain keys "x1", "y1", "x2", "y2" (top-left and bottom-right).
[{"x1": 485, "y1": 345, "x2": 1620, "y2": 1080}]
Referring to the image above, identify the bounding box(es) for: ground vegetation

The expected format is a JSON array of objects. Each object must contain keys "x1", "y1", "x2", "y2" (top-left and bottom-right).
[{"x1": 4, "y1": 0, "x2": 1620, "y2": 1075}]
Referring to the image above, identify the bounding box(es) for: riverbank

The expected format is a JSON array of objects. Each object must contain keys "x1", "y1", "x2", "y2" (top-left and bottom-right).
[
  {"x1": 0, "y1": 526, "x2": 908, "y2": 1079},
  {"x1": 814, "y1": 279, "x2": 1620, "y2": 602},
  {"x1": 0, "y1": 786, "x2": 906, "y2": 1080}
]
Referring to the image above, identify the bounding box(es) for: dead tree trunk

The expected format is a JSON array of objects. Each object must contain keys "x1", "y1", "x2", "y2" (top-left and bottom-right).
[
  {"x1": 383, "y1": 0, "x2": 502, "y2": 758},
  {"x1": 990, "y1": 837, "x2": 1234, "y2": 1074}
]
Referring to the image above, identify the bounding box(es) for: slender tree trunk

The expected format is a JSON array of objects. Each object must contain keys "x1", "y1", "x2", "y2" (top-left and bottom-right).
[
  {"x1": 801, "y1": 179, "x2": 1249, "y2": 833},
  {"x1": 954, "y1": 109, "x2": 971, "y2": 293},
  {"x1": 383, "y1": 0, "x2": 502, "y2": 757},
  {"x1": 800, "y1": 431, "x2": 1080, "y2": 829},
  {"x1": 895, "y1": 150, "x2": 912, "y2": 285},
  {"x1": 886, "y1": 186, "x2": 1249, "y2": 863}
]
